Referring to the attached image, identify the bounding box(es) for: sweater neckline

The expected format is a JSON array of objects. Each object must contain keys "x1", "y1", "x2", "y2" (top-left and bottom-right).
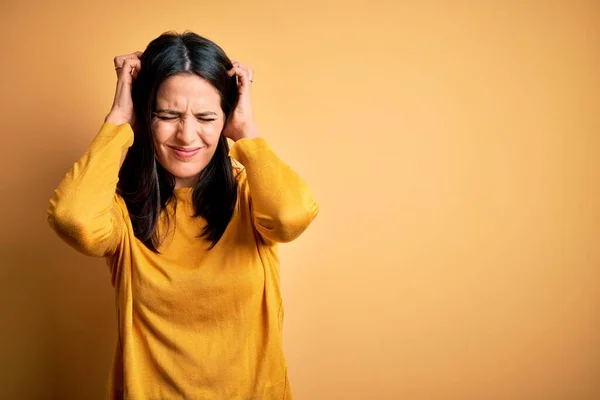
[{"x1": 173, "y1": 187, "x2": 193, "y2": 201}]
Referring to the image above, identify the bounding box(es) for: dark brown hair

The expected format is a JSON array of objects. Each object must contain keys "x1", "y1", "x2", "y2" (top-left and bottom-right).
[{"x1": 117, "y1": 31, "x2": 239, "y2": 252}]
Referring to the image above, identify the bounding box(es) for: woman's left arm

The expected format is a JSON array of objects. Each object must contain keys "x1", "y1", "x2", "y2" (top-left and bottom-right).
[
  {"x1": 230, "y1": 137, "x2": 319, "y2": 243},
  {"x1": 224, "y1": 61, "x2": 318, "y2": 243}
]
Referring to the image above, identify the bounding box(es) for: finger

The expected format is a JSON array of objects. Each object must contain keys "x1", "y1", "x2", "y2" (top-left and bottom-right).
[
  {"x1": 229, "y1": 66, "x2": 252, "y2": 92},
  {"x1": 114, "y1": 53, "x2": 142, "y2": 72},
  {"x1": 232, "y1": 61, "x2": 252, "y2": 74},
  {"x1": 229, "y1": 63, "x2": 254, "y2": 83},
  {"x1": 116, "y1": 57, "x2": 141, "y2": 82},
  {"x1": 130, "y1": 59, "x2": 141, "y2": 80},
  {"x1": 236, "y1": 62, "x2": 253, "y2": 82},
  {"x1": 115, "y1": 58, "x2": 133, "y2": 76},
  {"x1": 226, "y1": 67, "x2": 252, "y2": 82},
  {"x1": 227, "y1": 62, "x2": 246, "y2": 76},
  {"x1": 114, "y1": 51, "x2": 143, "y2": 68}
]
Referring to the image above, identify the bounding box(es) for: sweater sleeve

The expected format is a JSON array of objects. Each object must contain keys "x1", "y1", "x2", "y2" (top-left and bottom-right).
[
  {"x1": 46, "y1": 122, "x2": 134, "y2": 258},
  {"x1": 229, "y1": 137, "x2": 319, "y2": 243}
]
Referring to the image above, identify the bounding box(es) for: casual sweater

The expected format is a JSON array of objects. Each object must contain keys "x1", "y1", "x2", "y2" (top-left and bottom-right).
[{"x1": 46, "y1": 121, "x2": 318, "y2": 399}]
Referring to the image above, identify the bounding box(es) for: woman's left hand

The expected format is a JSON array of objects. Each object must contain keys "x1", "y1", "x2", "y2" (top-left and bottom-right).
[{"x1": 223, "y1": 61, "x2": 259, "y2": 142}]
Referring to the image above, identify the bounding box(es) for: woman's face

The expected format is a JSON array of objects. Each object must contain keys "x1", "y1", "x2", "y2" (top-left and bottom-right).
[{"x1": 152, "y1": 73, "x2": 225, "y2": 189}]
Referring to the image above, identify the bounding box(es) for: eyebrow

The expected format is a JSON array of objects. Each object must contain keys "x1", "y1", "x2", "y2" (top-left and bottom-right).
[{"x1": 154, "y1": 108, "x2": 218, "y2": 117}]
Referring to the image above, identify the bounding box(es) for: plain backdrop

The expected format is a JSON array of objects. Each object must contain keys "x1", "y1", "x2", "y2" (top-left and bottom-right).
[{"x1": 0, "y1": 1, "x2": 599, "y2": 399}]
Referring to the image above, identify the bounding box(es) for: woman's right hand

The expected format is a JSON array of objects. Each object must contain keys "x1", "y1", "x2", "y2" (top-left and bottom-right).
[{"x1": 104, "y1": 51, "x2": 143, "y2": 127}]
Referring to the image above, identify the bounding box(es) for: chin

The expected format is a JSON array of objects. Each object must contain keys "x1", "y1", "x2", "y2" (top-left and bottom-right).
[
  {"x1": 158, "y1": 155, "x2": 211, "y2": 182},
  {"x1": 167, "y1": 165, "x2": 204, "y2": 180}
]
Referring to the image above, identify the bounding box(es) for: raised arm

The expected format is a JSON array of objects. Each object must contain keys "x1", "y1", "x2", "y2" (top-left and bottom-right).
[
  {"x1": 224, "y1": 60, "x2": 318, "y2": 243},
  {"x1": 47, "y1": 122, "x2": 133, "y2": 257},
  {"x1": 230, "y1": 138, "x2": 318, "y2": 243},
  {"x1": 47, "y1": 51, "x2": 142, "y2": 257}
]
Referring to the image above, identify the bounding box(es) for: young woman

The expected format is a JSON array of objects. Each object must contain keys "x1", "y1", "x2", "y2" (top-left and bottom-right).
[{"x1": 47, "y1": 30, "x2": 318, "y2": 399}]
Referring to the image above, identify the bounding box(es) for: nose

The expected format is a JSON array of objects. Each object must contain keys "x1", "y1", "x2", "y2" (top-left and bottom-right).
[{"x1": 175, "y1": 115, "x2": 199, "y2": 145}]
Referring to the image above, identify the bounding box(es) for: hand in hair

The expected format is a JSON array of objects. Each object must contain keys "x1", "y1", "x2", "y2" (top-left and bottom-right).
[
  {"x1": 105, "y1": 51, "x2": 143, "y2": 127},
  {"x1": 223, "y1": 61, "x2": 259, "y2": 142}
]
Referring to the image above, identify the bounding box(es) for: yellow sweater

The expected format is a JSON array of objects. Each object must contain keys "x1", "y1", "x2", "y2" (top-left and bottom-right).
[{"x1": 46, "y1": 122, "x2": 318, "y2": 399}]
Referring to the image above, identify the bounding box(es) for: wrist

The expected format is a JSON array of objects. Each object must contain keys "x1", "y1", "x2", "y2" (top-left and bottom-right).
[
  {"x1": 236, "y1": 123, "x2": 260, "y2": 141},
  {"x1": 105, "y1": 111, "x2": 130, "y2": 126}
]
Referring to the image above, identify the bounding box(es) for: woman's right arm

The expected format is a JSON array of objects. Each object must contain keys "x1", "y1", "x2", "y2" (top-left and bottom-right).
[
  {"x1": 46, "y1": 51, "x2": 142, "y2": 258},
  {"x1": 46, "y1": 121, "x2": 133, "y2": 257}
]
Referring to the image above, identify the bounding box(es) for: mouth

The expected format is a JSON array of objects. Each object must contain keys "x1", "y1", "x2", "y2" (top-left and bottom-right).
[{"x1": 168, "y1": 146, "x2": 202, "y2": 159}]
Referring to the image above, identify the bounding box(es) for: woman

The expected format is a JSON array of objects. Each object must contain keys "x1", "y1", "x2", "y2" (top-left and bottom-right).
[{"x1": 47, "y1": 31, "x2": 318, "y2": 399}]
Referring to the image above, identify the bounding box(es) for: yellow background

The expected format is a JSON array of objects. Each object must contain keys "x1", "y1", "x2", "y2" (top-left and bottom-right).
[{"x1": 1, "y1": 1, "x2": 599, "y2": 398}]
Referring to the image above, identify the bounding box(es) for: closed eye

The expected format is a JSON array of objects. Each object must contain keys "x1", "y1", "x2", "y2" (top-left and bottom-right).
[
  {"x1": 152, "y1": 112, "x2": 216, "y2": 122},
  {"x1": 152, "y1": 112, "x2": 175, "y2": 120}
]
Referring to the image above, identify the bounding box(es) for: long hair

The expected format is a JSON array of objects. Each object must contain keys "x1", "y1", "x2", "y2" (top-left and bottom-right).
[{"x1": 117, "y1": 31, "x2": 239, "y2": 252}]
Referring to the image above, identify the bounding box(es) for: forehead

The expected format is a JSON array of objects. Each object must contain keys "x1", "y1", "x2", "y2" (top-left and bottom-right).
[{"x1": 155, "y1": 73, "x2": 221, "y2": 109}]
